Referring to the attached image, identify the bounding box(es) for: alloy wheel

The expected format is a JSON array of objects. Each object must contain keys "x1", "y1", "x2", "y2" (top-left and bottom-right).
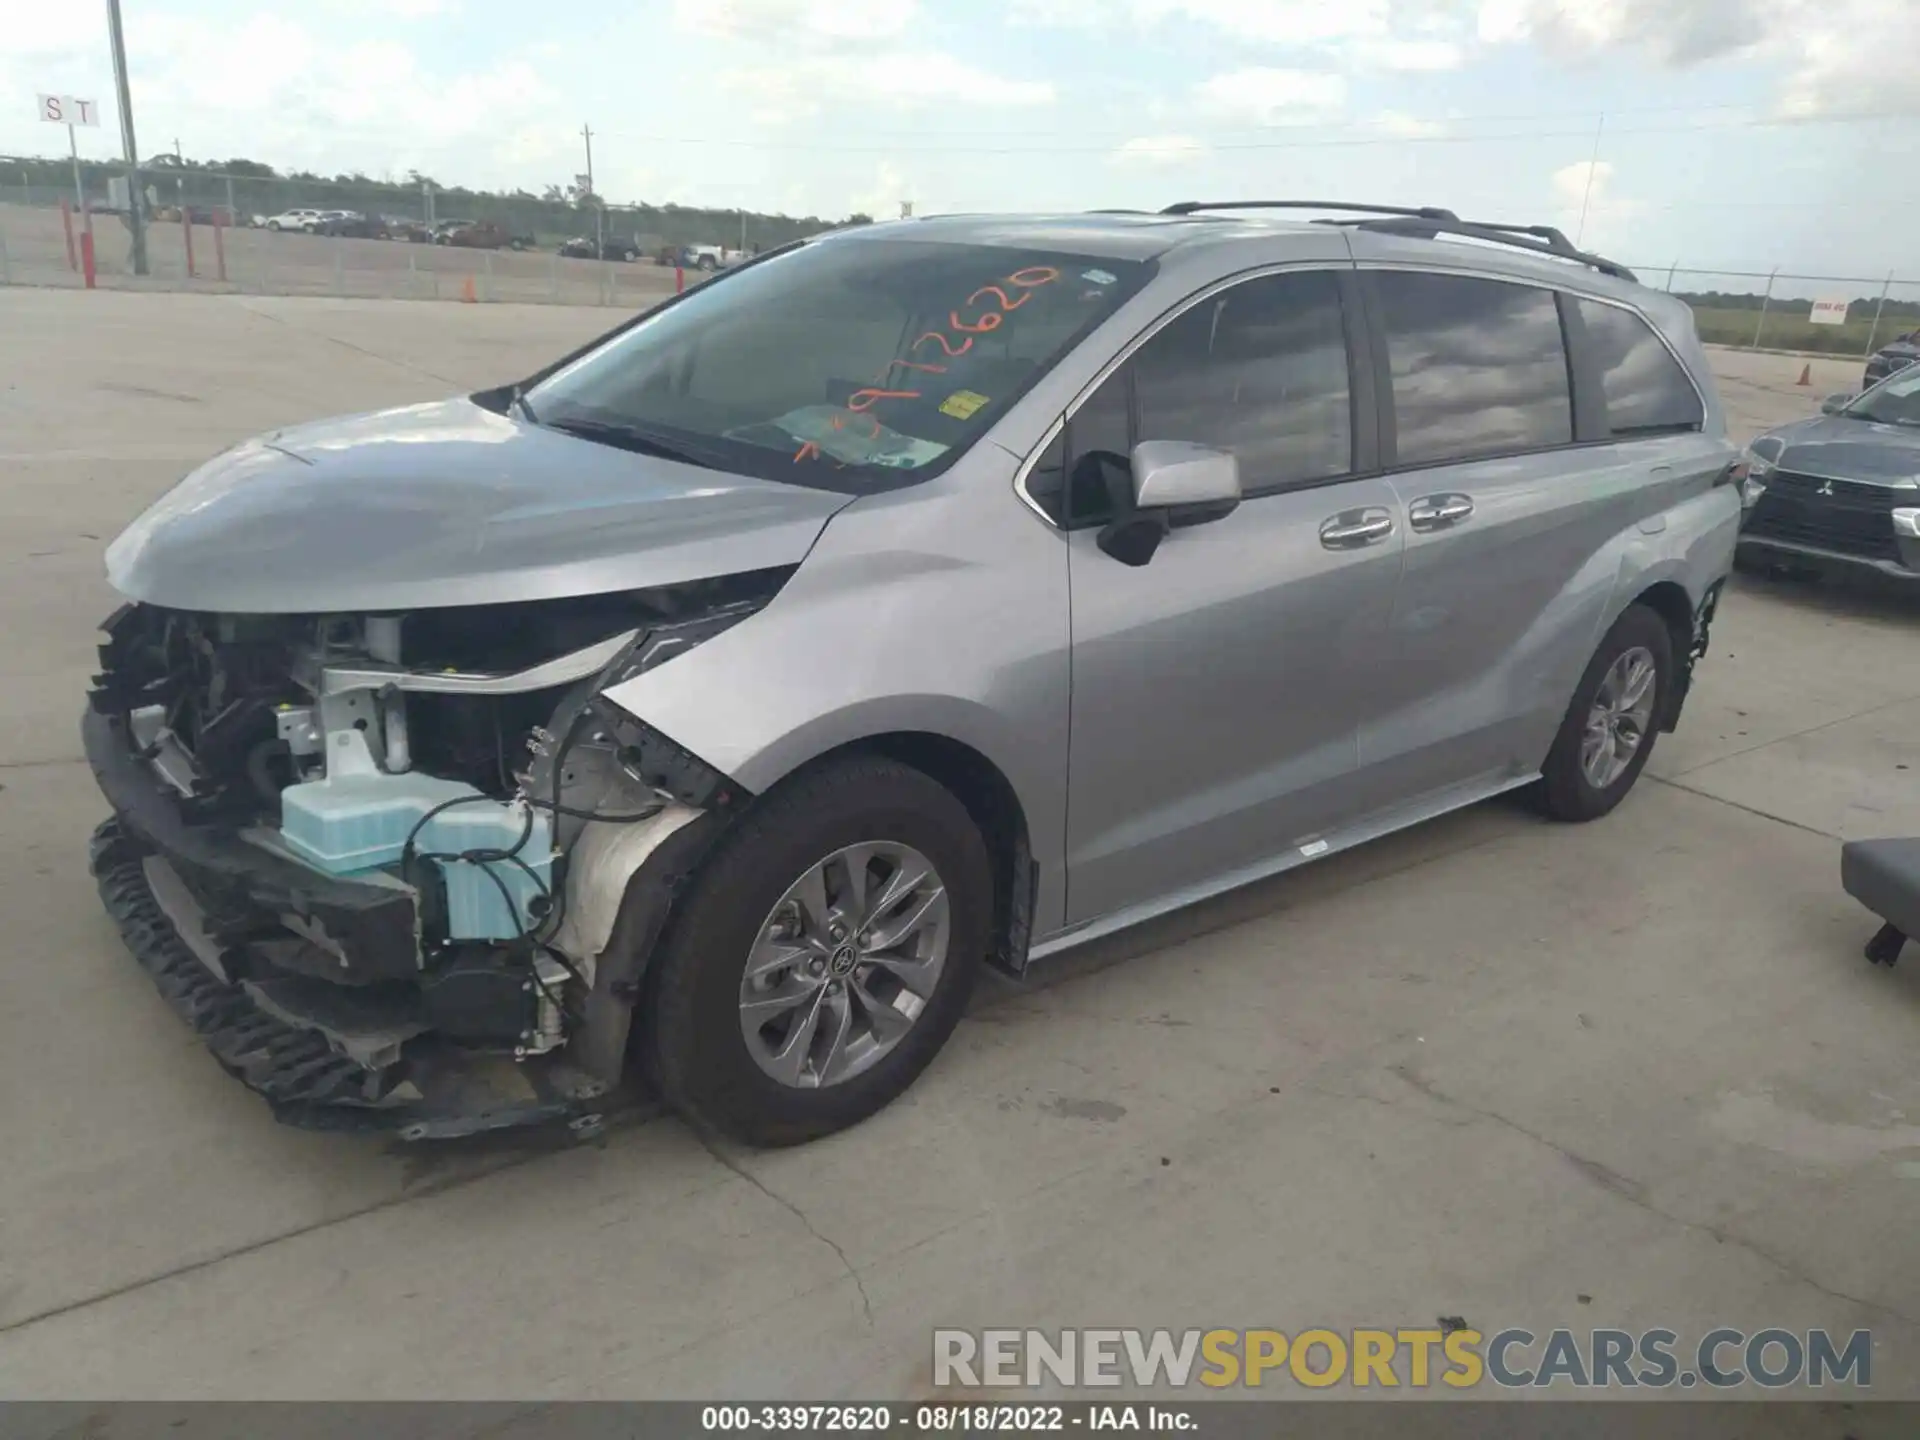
[
  {"x1": 738, "y1": 842, "x2": 950, "y2": 1089},
  {"x1": 1581, "y1": 645, "x2": 1658, "y2": 789}
]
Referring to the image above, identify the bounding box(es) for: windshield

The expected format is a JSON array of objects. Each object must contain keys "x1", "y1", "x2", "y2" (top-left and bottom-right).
[
  {"x1": 1848, "y1": 367, "x2": 1920, "y2": 427},
  {"x1": 524, "y1": 236, "x2": 1152, "y2": 492}
]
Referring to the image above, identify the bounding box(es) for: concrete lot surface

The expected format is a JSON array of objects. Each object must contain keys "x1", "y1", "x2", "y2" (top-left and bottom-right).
[{"x1": 1, "y1": 290, "x2": 1917, "y2": 1404}]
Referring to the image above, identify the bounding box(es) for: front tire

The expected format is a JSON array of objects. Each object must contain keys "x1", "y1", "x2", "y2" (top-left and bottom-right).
[
  {"x1": 1536, "y1": 604, "x2": 1674, "y2": 822},
  {"x1": 640, "y1": 754, "x2": 991, "y2": 1147}
]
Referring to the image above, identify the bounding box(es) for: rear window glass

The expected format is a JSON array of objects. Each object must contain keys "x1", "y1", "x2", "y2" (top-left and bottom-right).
[
  {"x1": 1374, "y1": 271, "x2": 1573, "y2": 466},
  {"x1": 1576, "y1": 299, "x2": 1704, "y2": 436}
]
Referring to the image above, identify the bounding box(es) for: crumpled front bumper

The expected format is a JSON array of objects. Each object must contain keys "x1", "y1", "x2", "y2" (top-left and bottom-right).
[{"x1": 82, "y1": 708, "x2": 610, "y2": 1139}]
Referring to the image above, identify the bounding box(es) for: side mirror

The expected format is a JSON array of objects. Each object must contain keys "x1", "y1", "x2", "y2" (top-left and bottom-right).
[
  {"x1": 1821, "y1": 392, "x2": 1857, "y2": 415},
  {"x1": 1097, "y1": 442, "x2": 1242, "y2": 567},
  {"x1": 1131, "y1": 440, "x2": 1242, "y2": 511}
]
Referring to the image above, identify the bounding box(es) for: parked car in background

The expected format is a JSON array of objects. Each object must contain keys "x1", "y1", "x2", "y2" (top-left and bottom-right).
[
  {"x1": 384, "y1": 216, "x2": 432, "y2": 243},
  {"x1": 435, "y1": 220, "x2": 534, "y2": 250},
  {"x1": 264, "y1": 208, "x2": 326, "y2": 232},
  {"x1": 150, "y1": 204, "x2": 241, "y2": 227},
  {"x1": 428, "y1": 218, "x2": 472, "y2": 243},
  {"x1": 559, "y1": 235, "x2": 639, "y2": 261},
  {"x1": 680, "y1": 242, "x2": 746, "y2": 271},
  {"x1": 314, "y1": 211, "x2": 390, "y2": 239},
  {"x1": 1739, "y1": 366, "x2": 1920, "y2": 584},
  {"x1": 1864, "y1": 332, "x2": 1920, "y2": 391},
  {"x1": 83, "y1": 202, "x2": 1739, "y2": 1145}
]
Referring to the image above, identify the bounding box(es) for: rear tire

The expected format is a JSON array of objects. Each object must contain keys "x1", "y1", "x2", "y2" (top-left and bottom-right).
[
  {"x1": 1536, "y1": 604, "x2": 1673, "y2": 822},
  {"x1": 640, "y1": 755, "x2": 991, "y2": 1147}
]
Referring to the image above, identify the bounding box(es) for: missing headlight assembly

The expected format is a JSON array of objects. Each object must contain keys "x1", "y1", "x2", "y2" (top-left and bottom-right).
[{"x1": 83, "y1": 569, "x2": 784, "y2": 1136}]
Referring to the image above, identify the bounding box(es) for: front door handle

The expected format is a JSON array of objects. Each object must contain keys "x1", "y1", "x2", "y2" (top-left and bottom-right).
[
  {"x1": 1319, "y1": 507, "x2": 1395, "y2": 550},
  {"x1": 1407, "y1": 493, "x2": 1475, "y2": 532}
]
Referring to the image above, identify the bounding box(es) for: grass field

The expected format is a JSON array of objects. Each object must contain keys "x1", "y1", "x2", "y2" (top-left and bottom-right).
[{"x1": 1685, "y1": 303, "x2": 1912, "y2": 358}]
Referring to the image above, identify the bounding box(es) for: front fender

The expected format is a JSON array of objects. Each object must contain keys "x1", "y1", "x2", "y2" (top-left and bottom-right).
[{"x1": 600, "y1": 448, "x2": 1074, "y2": 935}]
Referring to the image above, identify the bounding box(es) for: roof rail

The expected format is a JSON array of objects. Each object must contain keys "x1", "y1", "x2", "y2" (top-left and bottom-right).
[
  {"x1": 1160, "y1": 200, "x2": 1461, "y2": 222},
  {"x1": 1152, "y1": 199, "x2": 1637, "y2": 283},
  {"x1": 1334, "y1": 215, "x2": 1638, "y2": 283}
]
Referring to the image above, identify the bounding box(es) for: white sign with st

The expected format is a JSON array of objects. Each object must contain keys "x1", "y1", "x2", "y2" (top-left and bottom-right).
[{"x1": 37, "y1": 94, "x2": 102, "y2": 126}]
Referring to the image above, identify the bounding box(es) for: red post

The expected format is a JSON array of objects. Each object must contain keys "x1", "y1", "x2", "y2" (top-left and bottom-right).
[
  {"x1": 80, "y1": 200, "x2": 96, "y2": 289},
  {"x1": 182, "y1": 206, "x2": 196, "y2": 279},
  {"x1": 60, "y1": 198, "x2": 77, "y2": 271},
  {"x1": 675, "y1": 265, "x2": 685, "y2": 295},
  {"x1": 212, "y1": 210, "x2": 227, "y2": 282}
]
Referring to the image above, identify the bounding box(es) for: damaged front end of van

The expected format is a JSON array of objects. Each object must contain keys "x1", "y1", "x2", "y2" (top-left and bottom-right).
[{"x1": 81, "y1": 397, "x2": 846, "y2": 1137}]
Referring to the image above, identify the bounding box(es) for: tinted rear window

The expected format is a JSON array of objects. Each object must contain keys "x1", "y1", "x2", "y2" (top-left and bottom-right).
[
  {"x1": 1374, "y1": 271, "x2": 1573, "y2": 466},
  {"x1": 1576, "y1": 299, "x2": 1704, "y2": 436}
]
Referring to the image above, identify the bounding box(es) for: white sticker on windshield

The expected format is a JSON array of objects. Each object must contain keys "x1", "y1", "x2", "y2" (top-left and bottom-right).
[{"x1": 1082, "y1": 269, "x2": 1118, "y2": 286}]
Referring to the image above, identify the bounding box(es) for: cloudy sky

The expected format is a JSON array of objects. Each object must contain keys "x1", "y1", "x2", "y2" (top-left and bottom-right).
[{"x1": 6, "y1": 0, "x2": 1917, "y2": 278}]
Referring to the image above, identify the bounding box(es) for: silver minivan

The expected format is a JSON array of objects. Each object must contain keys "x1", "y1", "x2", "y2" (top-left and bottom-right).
[{"x1": 85, "y1": 202, "x2": 1742, "y2": 1143}]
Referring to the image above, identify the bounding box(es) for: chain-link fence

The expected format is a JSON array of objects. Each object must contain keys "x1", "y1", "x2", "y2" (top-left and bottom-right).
[
  {"x1": 1635, "y1": 263, "x2": 1920, "y2": 359},
  {"x1": 0, "y1": 155, "x2": 853, "y2": 306},
  {"x1": 5, "y1": 154, "x2": 1918, "y2": 357}
]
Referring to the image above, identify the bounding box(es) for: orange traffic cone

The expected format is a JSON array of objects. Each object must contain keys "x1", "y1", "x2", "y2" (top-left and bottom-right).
[
  {"x1": 461, "y1": 274, "x2": 477, "y2": 304},
  {"x1": 1795, "y1": 362, "x2": 1812, "y2": 387}
]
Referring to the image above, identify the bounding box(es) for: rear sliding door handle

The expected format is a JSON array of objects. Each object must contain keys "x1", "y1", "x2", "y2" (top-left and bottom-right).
[
  {"x1": 1319, "y1": 507, "x2": 1395, "y2": 550},
  {"x1": 1407, "y1": 494, "x2": 1475, "y2": 532}
]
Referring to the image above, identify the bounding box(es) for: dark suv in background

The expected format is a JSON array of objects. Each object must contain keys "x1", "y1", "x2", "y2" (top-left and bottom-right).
[
  {"x1": 1865, "y1": 332, "x2": 1920, "y2": 391},
  {"x1": 438, "y1": 220, "x2": 535, "y2": 251}
]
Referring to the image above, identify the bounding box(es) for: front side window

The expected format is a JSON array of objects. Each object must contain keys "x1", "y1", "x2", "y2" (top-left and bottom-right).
[
  {"x1": 1132, "y1": 268, "x2": 1354, "y2": 492},
  {"x1": 1375, "y1": 271, "x2": 1573, "y2": 466},
  {"x1": 526, "y1": 238, "x2": 1152, "y2": 493},
  {"x1": 1576, "y1": 298, "x2": 1704, "y2": 436},
  {"x1": 1050, "y1": 269, "x2": 1354, "y2": 528}
]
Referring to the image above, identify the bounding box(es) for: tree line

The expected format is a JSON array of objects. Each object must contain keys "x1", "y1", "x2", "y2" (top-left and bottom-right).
[{"x1": 2, "y1": 151, "x2": 867, "y2": 250}]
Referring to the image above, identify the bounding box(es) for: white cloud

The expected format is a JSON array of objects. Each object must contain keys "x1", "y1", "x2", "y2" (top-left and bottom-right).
[
  {"x1": 1110, "y1": 134, "x2": 1211, "y2": 166},
  {"x1": 1372, "y1": 109, "x2": 1449, "y2": 138},
  {"x1": 1551, "y1": 158, "x2": 1613, "y2": 209},
  {"x1": 113, "y1": 12, "x2": 559, "y2": 172},
  {"x1": 673, "y1": 0, "x2": 919, "y2": 40},
  {"x1": 1007, "y1": 0, "x2": 1107, "y2": 22},
  {"x1": 1361, "y1": 38, "x2": 1466, "y2": 70},
  {"x1": 1194, "y1": 68, "x2": 1347, "y2": 124},
  {"x1": 1476, "y1": 0, "x2": 1920, "y2": 114},
  {"x1": 1549, "y1": 158, "x2": 1647, "y2": 248},
  {"x1": 1134, "y1": 0, "x2": 1391, "y2": 45},
  {"x1": 722, "y1": 52, "x2": 1055, "y2": 123},
  {"x1": 1476, "y1": 0, "x2": 1530, "y2": 43},
  {"x1": 321, "y1": 0, "x2": 462, "y2": 17},
  {"x1": 848, "y1": 161, "x2": 914, "y2": 220}
]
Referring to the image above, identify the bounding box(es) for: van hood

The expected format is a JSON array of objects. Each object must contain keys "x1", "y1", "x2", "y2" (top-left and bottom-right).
[
  {"x1": 1767, "y1": 414, "x2": 1920, "y2": 487},
  {"x1": 104, "y1": 399, "x2": 853, "y2": 613}
]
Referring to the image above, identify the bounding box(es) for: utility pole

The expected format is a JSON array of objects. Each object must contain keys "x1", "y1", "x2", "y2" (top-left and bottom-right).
[
  {"x1": 582, "y1": 122, "x2": 602, "y2": 254},
  {"x1": 105, "y1": 0, "x2": 149, "y2": 274}
]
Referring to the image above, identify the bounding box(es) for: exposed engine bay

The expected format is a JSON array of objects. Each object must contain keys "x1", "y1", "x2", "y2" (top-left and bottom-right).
[{"x1": 84, "y1": 570, "x2": 783, "y2": 1133}]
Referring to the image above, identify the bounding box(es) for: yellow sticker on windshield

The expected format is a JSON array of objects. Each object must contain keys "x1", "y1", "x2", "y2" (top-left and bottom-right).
[{"x1": 940, "y1": 389, "x2": 991, "y2": 420}]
